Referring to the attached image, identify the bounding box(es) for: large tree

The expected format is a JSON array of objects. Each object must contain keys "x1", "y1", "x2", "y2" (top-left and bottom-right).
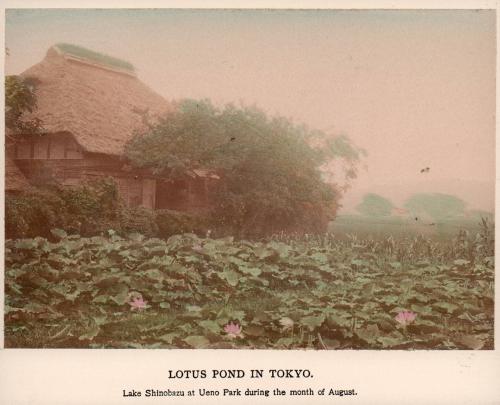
[
  {"x1": 404, "y1": 193, "x2": 466, "y2": 220},
  {"x1": 126, "y1": 99, "x2": 363, "y2": 237},
  {"x1": 356, "y1": 193, "x2": 393, "y2": 217}
]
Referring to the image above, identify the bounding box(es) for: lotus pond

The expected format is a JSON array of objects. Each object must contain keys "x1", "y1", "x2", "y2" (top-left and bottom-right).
[{"x1": 4, "y1": 228, "x2": 494, "y2": 349}]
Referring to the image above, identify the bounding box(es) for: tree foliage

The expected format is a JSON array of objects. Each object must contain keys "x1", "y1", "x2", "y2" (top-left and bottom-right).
[
  {"x1": 126, "y1": 99, "x2": 363, "y2": 237},
  {"x1": 356, "y1": 193, "x2": 393, "y2": 217},
  {"x1": 404, "y1": 193, "x2": 466, "y2": 220},
  {"x1": 5, "y1": 75, "x2": 43, "y2": 134}
]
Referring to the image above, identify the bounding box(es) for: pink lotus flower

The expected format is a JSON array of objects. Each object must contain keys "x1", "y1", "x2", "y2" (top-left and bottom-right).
[
  {"x1": 224, "y1": 322, "x2": 243, "y2": 339},
  {"x1": 395, "y1": 311, "x2": 417, "y2": 326},
  {"x1": 129, "y1": 296, "x2": 147, "y2": 310}
]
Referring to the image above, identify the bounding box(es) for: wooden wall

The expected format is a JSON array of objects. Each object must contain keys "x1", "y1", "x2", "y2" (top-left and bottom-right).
[
  {"x1": 16, "y1": 157, "x2": 158, "y2": 210},
  {"x1": 142, "y1": 179, "x2": 156, "y2": 209},
  {"x1": 155, "y1": 177, "x2": 212, "y2": 211},
  {"x1": 14, "y1": 136, "x2": 157, "y2": 210},
  {"x1": 15, "y1": 133, "x2": 84, "y2": 160},
  {"x1": 12, "y1": 133, "x2": 215, "y2": 212}
]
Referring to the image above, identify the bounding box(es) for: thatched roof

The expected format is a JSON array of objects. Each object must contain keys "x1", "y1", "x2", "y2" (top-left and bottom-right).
[
  {"x1": 5, "y1": 155, "x2": 30, "y2": 191},
  {"x1": 20, "y1": 45, "x2": 172, "y2": 156}
]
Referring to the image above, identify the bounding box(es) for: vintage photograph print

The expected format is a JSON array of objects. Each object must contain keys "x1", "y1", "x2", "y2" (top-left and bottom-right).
[{"x1": 4, "y1": 9, "x2": 495, "y2": 349}]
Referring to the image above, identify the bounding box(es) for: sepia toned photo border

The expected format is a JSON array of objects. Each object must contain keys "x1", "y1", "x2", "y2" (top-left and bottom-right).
[{"x1": 0, "y1": 1, "x2": 499, "y2": 404}]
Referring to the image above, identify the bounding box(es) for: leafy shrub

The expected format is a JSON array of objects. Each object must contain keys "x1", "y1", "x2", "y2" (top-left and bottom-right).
[
  {"x1": 120, "y1": 207, "x2": 159, "y2": 237},
  {"x1": 5, "y1": 188, "x2": 66, "y2": 238},
  {"x1": 5, "y1": 179, "x2": 212, "y2": 240},
  {"x1": 5, "y1": 178, "x2": 122, "y2": 239},
  {"x1": 5, "y1": 75, "x2": 44, "y2": 134},
  {"x1": 62, "y1": 178, "x2": 122, "y2": 235},
  {"x1": 155, "y1": 209, "x2": 210, "y2": 238}
]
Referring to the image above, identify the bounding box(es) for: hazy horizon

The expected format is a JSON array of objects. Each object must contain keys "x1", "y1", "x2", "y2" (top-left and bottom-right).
[{"x1": 5, "y1": 9, "x2": 496, "y2": 212}]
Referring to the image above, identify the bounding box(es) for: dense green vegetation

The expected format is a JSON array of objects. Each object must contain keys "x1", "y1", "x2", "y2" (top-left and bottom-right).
[
  {"x1": 5, "y1": 179, "x2": 209, "y2": 240},
  {"x1": 330, "y1": 214, "x2": 492, "y2": 241},
  {"x1": 125, "y1": 100, "x2": 363, "y2": 238},
  {"x1": 5, "y1": 75, "x2": 43, "y2": 134},
  {"x1": 5, "y1": 221, "x2": 494, "y2": 349},
  {"x1": 356, "y1": 193, "x2": 394, "y2": 217}
]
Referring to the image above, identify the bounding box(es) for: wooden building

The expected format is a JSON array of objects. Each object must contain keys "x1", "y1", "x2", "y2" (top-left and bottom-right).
[{"x1": 6, "y1": 44, "x2": 218, "y2": 211}]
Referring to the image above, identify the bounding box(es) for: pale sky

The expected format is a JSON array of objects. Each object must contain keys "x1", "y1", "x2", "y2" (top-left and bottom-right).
[{"x1": 5, "y1": 9, "x2": 496, "y2": 211}]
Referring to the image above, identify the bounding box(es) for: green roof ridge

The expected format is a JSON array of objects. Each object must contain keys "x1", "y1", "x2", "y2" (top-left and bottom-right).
[{"x1": 54, "y1": 43, "x2": 135, "y2": 72}]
